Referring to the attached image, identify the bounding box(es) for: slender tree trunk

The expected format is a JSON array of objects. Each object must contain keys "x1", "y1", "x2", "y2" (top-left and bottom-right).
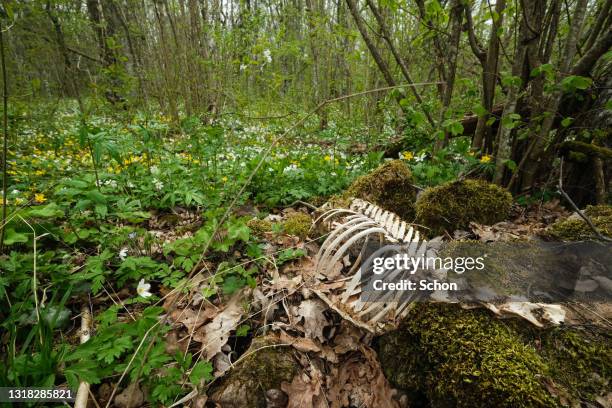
[
  {"x1": 366, "y1": 0, "x2": 435, "y2": 128},
  {"x1": 520, "y1": 0, "x2": 588, "y2": 191},
  {"x1": 494, "y1": 0, "x2": 544, "y2": 185},
  {"x1": 472, "y1": 0, "x2": 506, "y2": 152},
  {"x1": 345, "y1": 0, "x2": 406, "y2": 109},
  {"x1": 434, "y1": 0, "x2": 463, "y2": 150}
]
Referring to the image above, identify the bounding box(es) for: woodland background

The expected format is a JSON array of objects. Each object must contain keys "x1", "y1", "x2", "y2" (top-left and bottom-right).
[{"x1": 0, "y1": 0, "x2": 611, "y2": 407}]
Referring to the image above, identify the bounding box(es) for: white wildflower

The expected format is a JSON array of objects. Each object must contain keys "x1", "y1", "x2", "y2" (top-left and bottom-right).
[
  {"x1": 150, "y1": 165, "x2": 160, "y2": 175},
  {"x1": 240, "y1": 64, "x2": 248, "y2": 71},
  {"x1": 283, "y1": 164, "x2": 298, "y2": 174},
  {"x1": 119, "y1": 247, "x2": 128, "y2": 260},
  {"x1": 153, "y1": 178, "x2": 164, "y2": 191},
  {"x1": 136, "y1": 279, "x2": 152, "y2": 298},
  {"x1": 263, "y1": 49, "x2": 272, "y2": 63},
  {"x1": 103, "y1": 179, "x2": 117, "y2": 188}
]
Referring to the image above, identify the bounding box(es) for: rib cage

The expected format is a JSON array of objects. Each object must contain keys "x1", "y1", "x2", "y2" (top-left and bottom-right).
[
  {"x1": 312, "y1": 198, "x2": 442, "y2": 334},
  {"x1": 311, "y1": 198, "x2": 568, "y2": 331}
]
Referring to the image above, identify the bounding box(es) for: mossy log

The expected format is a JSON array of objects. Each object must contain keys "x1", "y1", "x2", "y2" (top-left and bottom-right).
[{"x1": 559, "y1": 141, "x2": 612, "y2": 160}]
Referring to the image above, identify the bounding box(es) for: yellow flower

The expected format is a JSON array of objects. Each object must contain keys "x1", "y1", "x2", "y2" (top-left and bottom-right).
[
  {"x1": 480, "y1": 154, "x2": 492, "y2": 163},
  {"x1": 34, "y1": 193, "x2": 46, "y2": 203},
  {"x1": 402, "y1": 151, "x2": 414, "y2": 161},
  {"x1": 222, "y1": 176, "x2": 228, "y2": 182},
  {"x1": 324, "y1": 155, "x2": 331, "y2": 161}
]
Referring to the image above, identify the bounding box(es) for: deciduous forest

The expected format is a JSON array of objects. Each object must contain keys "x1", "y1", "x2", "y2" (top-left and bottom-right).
[{"x1": 0, "y1": 0, "x2": 611, "y2": 406}]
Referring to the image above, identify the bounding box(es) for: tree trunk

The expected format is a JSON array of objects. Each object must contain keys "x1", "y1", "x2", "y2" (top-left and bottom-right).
[
  {"x1": 493, "y1": 0, "x2": 545, "y2": 185},
  {"x1": 472, "y1": 0, "x2": 506, "y2": 152},
  {"x1": 519, "y1": 0, "x2": 588, "y2": 191}
]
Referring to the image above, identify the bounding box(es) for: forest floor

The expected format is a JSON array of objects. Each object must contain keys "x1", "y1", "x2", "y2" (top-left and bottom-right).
[{"x1": 1, "y1": 106, "x2": 611, "y2": 407}]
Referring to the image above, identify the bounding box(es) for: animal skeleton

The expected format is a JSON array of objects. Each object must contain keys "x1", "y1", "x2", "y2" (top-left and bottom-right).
[
  {"x1": 312, "y1": 198, "x2": 446, "y2": 334},
  {"x1": 312, "y1": 198, "x2": 566, "y2": 334}
]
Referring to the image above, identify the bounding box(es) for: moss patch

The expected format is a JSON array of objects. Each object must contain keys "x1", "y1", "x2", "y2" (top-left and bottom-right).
[
  {"x1": 415, "y1": 179, "x2": 512, "y2": 235},
  {"x1": 538, "y1": 328, "x2": 611, "y2": 402},
  {"x1": 247, "y1": 218, "x2": 273, "y2": 237},
  {"x1": 210, "y1": 336, "x2": 298, "y2": 407},
  {"x1": 344, "y1": 160, "x2": 417, "y2": 220},
  {"x1": 549, "y1": 205, "x2": 612, "y2": 241},
  {"x1": 378, "y1": 304, "x2": 556, "y2": 408},
  {"x1": 283, "y1": 212, "x2": 312, "y2": 238},
  {"x1": 378, "y1": 304, "x2": 612, "y2": 407}
]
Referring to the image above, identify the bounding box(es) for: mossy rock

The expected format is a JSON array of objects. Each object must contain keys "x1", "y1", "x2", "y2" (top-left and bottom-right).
[
  {"x1": 210, "y1": 336, "x2": 298, "y2": 407},
  {"x1": 247, "y1": 218, "x2": 273, "y2": 237},
  {"x1": 378, "y1": 304, "x2": 611, "y2": 407},
  {"x1": 378, "y1": 304, "x2": 555, "y2": 407},
  {"x1": 283, "y1": 212, "x2": 312, "y2": 238},
  {"x1": 549, "y1": 205, "x2": 612, "y2": 241},
  {"x1": 415, "y1": 179, "x2": 512, "y2": 236},
  {"x1": 344, "y1": 160, "x2": 417, "y2": 220}
]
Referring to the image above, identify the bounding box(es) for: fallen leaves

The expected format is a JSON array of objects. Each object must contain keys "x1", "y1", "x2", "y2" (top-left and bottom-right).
[
  {"x1": 295, "y1": 299, "x2": 330, "y2": 343},
  {"x1": 194, "y1": 294, "x2": 244, "y2": 360}
]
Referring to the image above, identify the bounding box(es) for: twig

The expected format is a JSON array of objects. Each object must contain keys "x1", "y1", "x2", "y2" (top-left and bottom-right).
[
  {"x1": 557, "y1": 158, "x2": 612, "y2": 242},
  {"x1": 74, "y1": 305, "x2": 92, "y2": 408},
  {"x1": 18, "y1": 215, "x2": 43, "y2": 345},
  {"x1": 284, "y1": 200, "x2": 319, "y2": 210}
]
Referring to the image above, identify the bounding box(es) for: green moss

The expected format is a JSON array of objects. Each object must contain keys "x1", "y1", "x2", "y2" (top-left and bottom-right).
[
  {"x1": 283, "y1": 212, "x2": 312, "y2": 238},
  {"x1": 568, "y1": 151, "x2": 588, "y2": 163},
  {"x1": 211, "y1": 336, "x2": 298, "y2": 407},
  {"x1": 549, "y1": 205, "x2": 612, "y2": 241},
  {"x1": 344, "y1": 160, "x2": 417, "y2": 220},
  {"x1": 415, "y1": 179, "x2": 513, "y2": 236},
  {"x1": 378, "y1": 304, "x2": 557, "y2": 408},
  {"x1": 247, "y1": 218, "x2": 273, "y2": 236},
  {"x1": 539, "y1": 328, "x2": 611, "y2": 401},
  {"x1": 560, "y1": 141, "x2": 612, "y2": 160}
]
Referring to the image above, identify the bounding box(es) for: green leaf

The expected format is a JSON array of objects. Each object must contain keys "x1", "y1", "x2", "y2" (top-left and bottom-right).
[
  {"x1": 473, "y1": 104, "x2": 488, "y2": 117},
  {"x1": 86, "y1": 190, "x2": 108, "y2": 204},
  {"x1": 501, "y1": 113, "x2": 521, "y2": 129},
  {"x1": 560, "y1": 75, "x2": 592, "y2": 92},
  {"x1": 442, "y1": 119, "x2": 463, "y2": 136},
  {"x1": 561, "y1": 117, "x2": 573, "y2": 128},
  {"x1": 501, "y1": 75, "x2": 522, "y2": 88},
  {"x1": 189, "y1": 361, "x2": 213, "y2": 385},
  {"x1": 530, "y1": 63, "x2": 553, "y2": 78},
  {"x1": 3, "y1": 228, "x2": 28, "y2": 245},
  {"x1": 28, "y1": 203, "x2": 64, "y2": 218},
  {"x1": 222, "y1": 275, "x2": 246, "y2": 295},
  {"x1": 236, "y1": 324, "x2": 250, "y2": 337},
  {"x1": 504, "y1": 159, "x2": 517, "y2": 172}
]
